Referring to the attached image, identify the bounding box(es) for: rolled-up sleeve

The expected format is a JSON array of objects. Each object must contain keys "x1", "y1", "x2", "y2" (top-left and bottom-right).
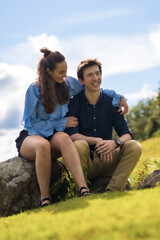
[
  {"x1": 102, "y1": 89, "x2": 126, "y2": 107},
  {"x1": 112, "y1": 106, "x2": 131, "y2": 137}
]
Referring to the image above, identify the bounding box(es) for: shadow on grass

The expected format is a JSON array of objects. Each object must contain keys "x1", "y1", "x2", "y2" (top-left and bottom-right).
[
  {"x1": 34, "y1": 195, "x2": 91, "y2": 214},
  {"x1": 100, "y1": 190, "x2": 133, "y2": 200},
  {"x1": 0, "y1": 190, "x2": 135, "y2": 218},
  {"x1": 30, "y1": 190, "x2": 133, "y2": 215}
]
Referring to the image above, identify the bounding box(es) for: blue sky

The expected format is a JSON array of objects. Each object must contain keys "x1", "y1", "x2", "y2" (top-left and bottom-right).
[{"x1": 0, "y1": 0, "x2": 160, "y2": 161}]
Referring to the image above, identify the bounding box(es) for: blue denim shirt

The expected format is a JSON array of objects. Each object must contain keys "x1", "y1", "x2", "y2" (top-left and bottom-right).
[{"x1": 22, "y1": 76, "x2": 83, "y2": 137}]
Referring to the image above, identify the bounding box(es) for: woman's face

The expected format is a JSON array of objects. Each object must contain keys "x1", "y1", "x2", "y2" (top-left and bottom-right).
[{"x1": 47, "y1": 61, "x2": 68, "y2": 83}]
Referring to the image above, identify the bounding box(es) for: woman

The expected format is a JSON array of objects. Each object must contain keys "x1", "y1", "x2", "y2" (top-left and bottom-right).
[{"x1": 15, "y1": 48, "x2": 127, "y2": 207}]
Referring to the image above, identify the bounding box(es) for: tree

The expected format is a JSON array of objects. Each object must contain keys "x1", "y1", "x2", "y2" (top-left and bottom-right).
[{"x1": 126, "y1": 84, "x2": 160, "y2": 141}]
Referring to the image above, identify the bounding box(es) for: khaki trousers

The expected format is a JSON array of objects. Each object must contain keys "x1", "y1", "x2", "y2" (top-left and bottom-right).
[{"x1": 74, "y1": 140, "x2": 142, "y2": 191}]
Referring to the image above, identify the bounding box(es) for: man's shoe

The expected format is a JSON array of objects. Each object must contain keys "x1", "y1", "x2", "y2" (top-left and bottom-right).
[{"x1": 104, "y1": 188, "x2": 113, "y2": 192}]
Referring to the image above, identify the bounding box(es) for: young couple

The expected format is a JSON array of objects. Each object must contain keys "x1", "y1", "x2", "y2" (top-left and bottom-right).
[{"x1": 16, "y1": 48, "x2": 142, "y2": 207}]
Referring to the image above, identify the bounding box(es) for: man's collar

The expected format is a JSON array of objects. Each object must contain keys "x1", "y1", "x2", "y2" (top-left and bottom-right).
[{"x1": 82, "y1": 90, "x2": 103, "y2": 105}]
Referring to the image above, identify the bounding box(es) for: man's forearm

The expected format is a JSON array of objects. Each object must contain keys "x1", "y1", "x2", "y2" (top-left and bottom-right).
[
  {"x1": 70, "y1": 133, "x2": 102, "y2": 145},
  {"x1": 70, "y1": 133, "x2": 131, "y2": 147},
  {"x1": 118, "y1": 133, "x2": 132, "y2": 145}
]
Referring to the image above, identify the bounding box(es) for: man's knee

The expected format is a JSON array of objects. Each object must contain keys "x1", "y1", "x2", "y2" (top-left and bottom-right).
[
  {"x1": 124, "y1": 140, "x2": 142, "y2": 158},
  {"x1": 74, "y1": 140, "x2": 89, "y2": 155},
  {"x1": 74, "y1": 140, "x2": 90, "y2": 167}
]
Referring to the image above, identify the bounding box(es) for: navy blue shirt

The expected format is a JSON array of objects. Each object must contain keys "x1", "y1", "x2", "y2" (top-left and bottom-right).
[{"x1": 66, "y1": 90, "x2": 131, "y2": 140}]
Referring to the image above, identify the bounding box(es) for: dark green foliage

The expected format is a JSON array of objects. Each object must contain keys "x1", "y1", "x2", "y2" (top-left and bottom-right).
[
  {"x1": 131, "y1": 159, "x2": 150, "y2": 189},
  {"x1": 51, "y1": 170, "x2": 77, "y2": 203},
  {"x1": 126, "y1": 84, "x2": 160, "y2": 141}
]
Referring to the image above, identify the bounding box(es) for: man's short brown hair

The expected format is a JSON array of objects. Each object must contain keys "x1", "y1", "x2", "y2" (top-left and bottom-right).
[{"x1": 77, "y1": 59, "x2": 102, "y2": 80}]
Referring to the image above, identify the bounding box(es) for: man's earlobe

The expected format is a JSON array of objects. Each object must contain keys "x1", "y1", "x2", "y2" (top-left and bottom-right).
[{"x1": 79, "y1": 78, "x2": 85, "y2": 85}]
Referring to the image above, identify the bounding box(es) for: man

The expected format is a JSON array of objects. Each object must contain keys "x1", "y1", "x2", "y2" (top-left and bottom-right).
[{"x1": 65, "y1": 59, "x2": 142, "y2": 192}]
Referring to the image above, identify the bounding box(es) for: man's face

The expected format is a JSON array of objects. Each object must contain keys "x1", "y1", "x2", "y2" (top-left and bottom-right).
[{"x1": 80, "y1": 65, "x2": 102, "y2": 93}]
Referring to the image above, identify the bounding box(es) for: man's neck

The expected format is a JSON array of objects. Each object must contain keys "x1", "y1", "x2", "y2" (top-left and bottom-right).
[{"x1": 85, "y1": 89, "x2": 101, "y2": 105}]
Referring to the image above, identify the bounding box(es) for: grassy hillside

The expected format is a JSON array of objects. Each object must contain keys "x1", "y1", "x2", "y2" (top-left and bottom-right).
[
  {"x1": 130, "y1": 137, "x2": 160, "y2": 188},
  {"x1": 0, "y1": 188, "x2": 160, "y2": 240},
  {"x1": 135, "y1": 136, "x2": 160, "y2": 170},
  {"x1": 0, "y1": 137, "x2": 160, "y2": 240}
]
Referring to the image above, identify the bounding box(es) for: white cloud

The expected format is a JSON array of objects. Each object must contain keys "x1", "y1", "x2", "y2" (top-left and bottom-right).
[
  {"x1": 1, "y1": 33, "x2": 62, "y2": 67},
  {"x1": 126, "y1": 84, "x2": 157, "y2": 107},
  {"x1": 54, "y1": 9, "x2": 134, "y2": 26},
  {"x1": 0, "y1": 129, "x2": 20, "y2": 162},
  {"x1": 0, "y1": 28, "x2": 160, "y2": 161},
  {"x1": 150, "y1": 24, "x2": 160, "y2": 58},
  {"x1": 1, "y1": 29, "x2": 160, "y2": 125},
  {"x1": 0, "y1": 63, "x2": 35, "y2": 124},
  {"x1": 0, "y1": 63, "x2": 35, "y2": 162},
  {"x1": 1, "y1": 27, "x2": 160, "y2": 77},
  {"x1": 1, "y1": 29, "x2": 160, "y2": 120},
  {"x1": 62, "y1": 31, "x2": 160, "y2": 77}
]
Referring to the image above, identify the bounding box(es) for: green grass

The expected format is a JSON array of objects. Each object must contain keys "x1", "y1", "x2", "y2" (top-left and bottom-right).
[
  {"x1": 134, "y1": 136, "x2": 160, "y2": 172},
  {"x1": 0, "y1": 137, "x2": 160, "y2": 240},
  {"x1": 130, "y1": 137, "x2": 160, "y2": 187},
  {"x1": 0, "y1": 188, "x2": 160, "y2": 240}
]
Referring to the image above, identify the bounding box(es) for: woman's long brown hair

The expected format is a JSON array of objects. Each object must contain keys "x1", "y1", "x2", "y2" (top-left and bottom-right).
[{"x1": 37, "y1": 48, "x2": 70, "y2": 114}]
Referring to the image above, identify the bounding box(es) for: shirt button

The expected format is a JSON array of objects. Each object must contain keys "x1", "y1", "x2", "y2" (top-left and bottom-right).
[
  {"x1": 93, "y1": 117, "x2": 96, "y2": 120},
  {"x1": 94, "y1": 129, "x2": 96, "y2": 132}
]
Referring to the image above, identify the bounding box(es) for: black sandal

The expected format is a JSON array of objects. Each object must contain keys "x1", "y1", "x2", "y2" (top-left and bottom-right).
[
  {"x1": 40, "y1": 197, "x2": 51, "y2": 207},
  {"x1": 79, "y1": 187, "x2": 90, "y2": 196}
]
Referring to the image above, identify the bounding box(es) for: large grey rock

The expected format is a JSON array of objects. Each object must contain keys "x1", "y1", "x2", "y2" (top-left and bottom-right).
[
  {"x1": 0, "y1": 156, "x2": 65, "y2": 216},
  {"x1": 138, "y1": 169, "x2": 160, "y2": 189}
]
